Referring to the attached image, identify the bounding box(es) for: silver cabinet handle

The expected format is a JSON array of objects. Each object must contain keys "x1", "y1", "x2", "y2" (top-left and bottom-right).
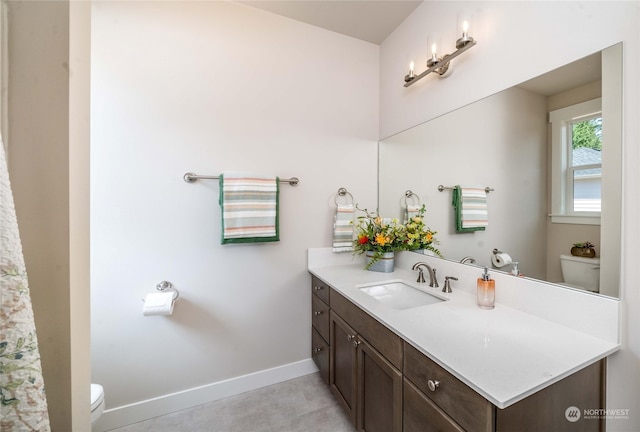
[
  {"x1": 313, "y1": 347, "x2": 323, "y2": 354},
  {"x1": 313, "y1": 311, "x2": 323, "y2": 316},
  {"x1": 347, "y1": 334, "x2": 361, "y2": 349},
  {"x1": 347, "y1": 334, "x2": 360, "y2": 347},
  {"x1": 427, "y1": 380, "x2": 440, "y2": 392},
  {"x1": 314, "y1": 286, "x2": 324, "y2": 291}
]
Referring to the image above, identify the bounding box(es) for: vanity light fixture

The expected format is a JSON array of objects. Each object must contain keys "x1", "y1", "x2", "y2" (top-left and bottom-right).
[{"x1": 404, "y1": 16, "x2": 477, "y2": 87}]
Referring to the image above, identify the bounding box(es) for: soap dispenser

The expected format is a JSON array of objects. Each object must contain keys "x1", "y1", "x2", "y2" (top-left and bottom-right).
[{"x1": 477, "y1": 267, "x2": 495, "y2": 309}]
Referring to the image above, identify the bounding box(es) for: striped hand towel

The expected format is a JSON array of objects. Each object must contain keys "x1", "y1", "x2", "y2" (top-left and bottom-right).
[
  {"x1": 332, "y1": 204, "x2": 354, "y2": 252},
  {"x1": 219, "y1": 173, "x2": 279, "y2": 244},
  {"x1": 403, "y1": 204, "x2": 422, "y2": 224},
  {"x1": 453, "y1": 186, "x2": 487, "y2": 232}
]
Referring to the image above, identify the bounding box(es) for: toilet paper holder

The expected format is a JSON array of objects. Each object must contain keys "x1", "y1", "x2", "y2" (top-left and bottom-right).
[
  {"x1": 491, "y1": 248, "x2": 514, "y2": 269},
  {"x1": 155, "y1": 280, "x2": 180, "y2": 300}
]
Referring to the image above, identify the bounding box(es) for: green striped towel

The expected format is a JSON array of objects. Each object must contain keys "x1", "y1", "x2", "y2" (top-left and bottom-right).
[
  {"x1": 219, "y1": 173, "x2": 279, "y2": 244},
  {"x1": 332, "y1": 204, "x2": 354, "y2": 252},
  {"x1": 453, "y1": 185, "x2": 487, "y2": 233}
]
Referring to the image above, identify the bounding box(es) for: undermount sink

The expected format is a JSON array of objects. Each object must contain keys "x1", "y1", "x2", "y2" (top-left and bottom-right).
[{"x1": 357, "y1": 280, "x2": 447, "y2": 310}]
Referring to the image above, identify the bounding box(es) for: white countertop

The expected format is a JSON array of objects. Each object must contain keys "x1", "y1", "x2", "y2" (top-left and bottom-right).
[{"x1": 308, "y1": 257, "x2": 620, "y2": 409}]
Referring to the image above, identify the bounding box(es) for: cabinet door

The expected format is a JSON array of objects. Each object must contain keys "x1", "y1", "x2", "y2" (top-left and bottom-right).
[
  {"x1": 330, "y1": 311, "x2": 358, "y2": 425},
  {"x1": 357, "y1": 338, "x2": 402, "y2": 432}
]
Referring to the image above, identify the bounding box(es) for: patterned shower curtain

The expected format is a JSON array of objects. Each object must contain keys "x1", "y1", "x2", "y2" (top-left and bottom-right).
[{"x1": 0, "y1": 140, "x2": 51, "y2": 430}]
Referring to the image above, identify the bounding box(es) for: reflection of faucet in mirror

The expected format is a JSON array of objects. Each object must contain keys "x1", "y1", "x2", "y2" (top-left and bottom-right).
[
  {"x1": 412, "y1": 262, "x2": 439, "y2": 287},
  {"x1": 460, "y1": 256, "x2": 476, "y2": 264},
  {"x1": 511, "y1": 262, "x2": 520, "y2": 276}
]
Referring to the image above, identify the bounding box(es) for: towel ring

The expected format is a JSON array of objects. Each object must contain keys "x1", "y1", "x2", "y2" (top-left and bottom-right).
[
  {"x1": 334, "y1": 188, "x2": 354, "y2": 206},
  {"x1": 404, "y1": 190, "x2": 421, "y2": 207}
]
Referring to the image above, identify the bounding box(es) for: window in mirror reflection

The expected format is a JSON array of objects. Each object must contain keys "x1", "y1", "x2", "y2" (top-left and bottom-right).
[
  {"x1": 550, "y1": 97, "x2": 602, "y2": 224},
  {"x1": 571, "y1": 116, "x2": 602, "y2": 212}
]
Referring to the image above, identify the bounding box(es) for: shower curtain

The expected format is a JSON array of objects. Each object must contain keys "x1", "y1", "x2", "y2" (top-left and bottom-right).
[{"x1": 0, "y1": 140, "x2": 51, "y2": 430}]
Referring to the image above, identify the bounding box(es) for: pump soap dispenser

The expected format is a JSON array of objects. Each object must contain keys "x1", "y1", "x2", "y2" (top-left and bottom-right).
[{"x1": 477, "y1": 267, "x2": 495, "y2": 309}]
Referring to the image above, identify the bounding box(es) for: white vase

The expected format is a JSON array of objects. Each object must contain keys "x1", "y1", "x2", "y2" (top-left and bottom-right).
[{"x1": 365, "y1": 251, "x2": 395, "y2": 272}]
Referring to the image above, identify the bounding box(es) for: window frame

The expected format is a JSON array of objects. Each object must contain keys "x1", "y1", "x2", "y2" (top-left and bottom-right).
[{"x1": 549, "y1": 98, "x2": 602, "y2": 225}]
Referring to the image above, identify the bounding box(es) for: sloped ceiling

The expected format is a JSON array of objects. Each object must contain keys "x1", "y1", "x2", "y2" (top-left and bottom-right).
[{"x1": 236, "y1": 0, "x2": 423, "y2": 45}]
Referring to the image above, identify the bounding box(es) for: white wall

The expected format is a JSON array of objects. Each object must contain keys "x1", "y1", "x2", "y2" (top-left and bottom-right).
[
  {"x1": 380, "y1": 2, "x2": 639, "y2": 430},
  {"x1": 90, "y1": 0, "x2": 378, "y2": 420}
]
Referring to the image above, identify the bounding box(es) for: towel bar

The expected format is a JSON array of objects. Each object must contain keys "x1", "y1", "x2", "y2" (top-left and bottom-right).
[
  {"x1": 184, "y1": 172, "x2": 299, "y2": 186},
  {"x1": 438, "y1": 185, "x2": 494, "y2": 194}
]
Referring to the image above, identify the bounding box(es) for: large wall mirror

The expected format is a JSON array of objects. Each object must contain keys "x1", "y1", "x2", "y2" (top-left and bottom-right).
[{"x1": 379, "y1": 43, "x2": 622, "y2": 299}]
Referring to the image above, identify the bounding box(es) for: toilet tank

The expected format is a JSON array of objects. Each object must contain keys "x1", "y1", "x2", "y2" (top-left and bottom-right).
[{"x1": 560, "y1": 254, "x2": 600, "y2": 292}]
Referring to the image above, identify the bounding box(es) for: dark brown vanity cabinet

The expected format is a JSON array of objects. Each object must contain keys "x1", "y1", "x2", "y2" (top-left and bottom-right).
[
  {"x1": 311, "y1": 276, "x2": 330, "y2": 384},
  {"x1": 310, "y1": 275, "x2": 606, "y2": 432}
]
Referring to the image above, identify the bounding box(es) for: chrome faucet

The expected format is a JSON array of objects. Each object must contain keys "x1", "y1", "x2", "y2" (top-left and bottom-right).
[
  {"x1": 412, "y1": 262, "x2": 439, "y2": 288},
  {"x1": 460, "y1": 256, "x2": 476, "y2": 264},
  {"x1": 442, "y1": 276, "x2": 458, "y2": 293}
]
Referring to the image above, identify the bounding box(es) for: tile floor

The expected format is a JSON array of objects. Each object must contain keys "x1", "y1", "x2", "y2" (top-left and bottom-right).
[{"x1": 107, "y1": 373, "x2": 356, "y2": 432}]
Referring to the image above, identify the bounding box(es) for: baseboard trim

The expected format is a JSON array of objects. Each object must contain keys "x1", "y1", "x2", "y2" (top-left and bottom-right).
[{"x1": 94, "y1": 358, "x2": 318, "y2": 431}]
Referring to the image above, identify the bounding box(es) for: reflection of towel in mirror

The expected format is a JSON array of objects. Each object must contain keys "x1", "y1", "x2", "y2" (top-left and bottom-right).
[
  {"x1": 403, "y1": 204, "x2": 421, "y2": 224},
  {"x1": 453, "y1": 186, "x2": 487, "y2": 232},
  {"x1": 219, "y1": 173, "x2": 279, "y2": 244},
  {"x1": 333, "y1": 204, "x2": 354, "y2": 252}
]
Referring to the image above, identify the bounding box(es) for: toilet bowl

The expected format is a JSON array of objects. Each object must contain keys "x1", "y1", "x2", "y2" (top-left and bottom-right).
[
  {"x1": 559, "y1": 254, "x2": 600, "y2": 292},
  {"x1": 91, "y1": 384, "x2": 105, "y2": 425}
]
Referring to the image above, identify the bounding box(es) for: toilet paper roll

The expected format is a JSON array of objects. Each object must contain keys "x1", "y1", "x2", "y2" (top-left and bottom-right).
[
  {"x1": 142, "y1": 292, "x2": 175, "y2": 316},
  {"x1": 492, "y1": 252, "x2": 513, "y2": 268}
]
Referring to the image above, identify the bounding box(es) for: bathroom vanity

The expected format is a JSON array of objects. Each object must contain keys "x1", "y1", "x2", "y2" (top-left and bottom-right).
[{"x1": 308, "y1": 249, "x2": 619, "y2": 432}]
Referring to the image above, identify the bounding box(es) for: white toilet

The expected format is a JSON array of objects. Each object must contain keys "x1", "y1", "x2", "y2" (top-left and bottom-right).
[
  {"x1": 91, "y1": 384, "x2": 105, "y2": 425},
  {"x1": 559, "y1": 254, "x2": 600, "y2": 292}
]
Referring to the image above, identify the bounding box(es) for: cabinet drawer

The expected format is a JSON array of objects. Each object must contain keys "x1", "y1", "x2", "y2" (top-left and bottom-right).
[
  {"x1": 312, "y1": 294, "x2": 330, "y2": 342},
  {"x1": 311, "y1": 275, "x2": 330, "y2": 305},
  {"x1": 312, "y1": 328, "x2": 330, "y2": 385},
  {"x1": 404, "y1": 378, "x2": 464, "y2": 432},
  {"x1": 404, "y1": 342, "x2": 493, "y2": 432},
  {"x1": 331, "y1": 288, "x2": 403, "y2": 370}
]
